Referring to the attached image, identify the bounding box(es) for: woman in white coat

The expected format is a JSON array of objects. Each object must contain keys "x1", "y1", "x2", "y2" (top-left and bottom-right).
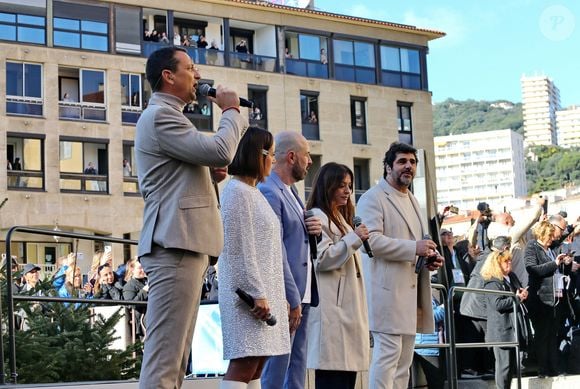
[{"x1": 305, "y1": 162, "x2": 370, "y2": 389}]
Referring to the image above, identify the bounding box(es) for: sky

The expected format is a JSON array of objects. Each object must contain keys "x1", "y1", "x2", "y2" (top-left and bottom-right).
[{"x1": 313, "y1": 0, "x2": 580, "y2": 107}]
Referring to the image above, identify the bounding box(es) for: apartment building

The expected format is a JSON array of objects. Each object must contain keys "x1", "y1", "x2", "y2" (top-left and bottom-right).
[
  {"x1": 556, "y1": 105, "x2": 580, "y2": 148},
  {"x1": 434, "y1": 129, "x2": 527, "y2": 210},
  {"x1": 0, "y1": 0, "x2": 443, "y2": 271},
  {"x1": 521, "y1": 75, "x2": 561, "y2": 147}
]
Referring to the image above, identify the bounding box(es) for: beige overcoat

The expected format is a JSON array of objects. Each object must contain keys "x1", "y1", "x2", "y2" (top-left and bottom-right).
[
  {"x1": 306, "y1": 208, "x2": 370, "y2": 371},
  {"x1": 356, "y1": 179, "x2": 435, "y2": 335}
]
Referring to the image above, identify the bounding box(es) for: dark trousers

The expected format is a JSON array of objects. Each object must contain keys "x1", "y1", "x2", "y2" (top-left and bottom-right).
[
  {"x1": 414, "y1": 353, "x2": 445, "y2": 389},
  {"x1": 493, "y1": 347, "x2": 515, "y2": 389},
  {"x1": 315, "y1": 370, "x2": 357, "y2": 389},
  {"x1": 529, "y1": 303, "x2": 565, "y2": 376}
]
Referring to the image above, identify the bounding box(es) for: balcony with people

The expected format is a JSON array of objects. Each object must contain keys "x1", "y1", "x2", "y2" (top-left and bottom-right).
[
  {"x1": 229, "y1": 21, "x2": 277, "y2": 73},
  {"x1": 284, "y1": 32, "x2": 329, "y2": 79},
  {"x1": 58, "y1": 67, "x2": 107, "y2": 122}
]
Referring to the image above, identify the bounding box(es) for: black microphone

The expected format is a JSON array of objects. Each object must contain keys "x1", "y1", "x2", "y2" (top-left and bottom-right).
[
  {"x1": 304, "y1": 210, "x2": 318, "y2": 260},
  {"x1": 235, "y1": 288, "x2": 277, "y2": 326},
  {"x1": 353, "y1": 216, "x2": 373, "y2": 258},
  {"x1": 198, "y1": 84, "x2": 254, "y2": 108},
  {"x1": 415, "y1": 234, "x2": 436, "y2": 274}
]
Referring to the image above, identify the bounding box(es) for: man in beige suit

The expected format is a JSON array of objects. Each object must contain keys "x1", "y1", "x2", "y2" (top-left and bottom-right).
[
  {"x1": 357, "y1": 142, "x2": 443, "y2": 389},
  {"x1": 136, "y1": 47, "x2": 247, "y2": 389}
]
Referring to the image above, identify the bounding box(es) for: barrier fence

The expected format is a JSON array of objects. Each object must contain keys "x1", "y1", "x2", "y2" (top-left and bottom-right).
[{"x1": 2, "y1": 227, "x2": 525, "y2": 387}]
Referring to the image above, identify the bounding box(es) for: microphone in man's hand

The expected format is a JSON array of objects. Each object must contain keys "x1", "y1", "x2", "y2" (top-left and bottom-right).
[
  {"x1": 235, "y1": 288, "x2": 277, "y2": 326},
  {"x1": 353, "y1": 216, "x2": 374, "y2": 258},
  {"x1": 198, "y1": 84, "x2": 254, "y2": 108},
  {"x1": 415, "y1": 234, "x2": 436, "y2": 274},
  {"x1": 304, "y1": 210, "x2": 318, "y2": 260}
]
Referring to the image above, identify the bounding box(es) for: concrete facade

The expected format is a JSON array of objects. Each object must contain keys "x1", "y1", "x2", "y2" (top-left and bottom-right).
[
  {"x1": 556, "y1": 105, "x2": 580, "y2": 148},
  {"x1": 521, "y1": 75, "x2": 561, "y2": 147}
]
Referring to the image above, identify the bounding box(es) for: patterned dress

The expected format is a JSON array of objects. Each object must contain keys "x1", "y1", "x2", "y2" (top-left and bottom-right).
[{"x1": 218, "y1": 178, "x2": 290, "y2": 359}]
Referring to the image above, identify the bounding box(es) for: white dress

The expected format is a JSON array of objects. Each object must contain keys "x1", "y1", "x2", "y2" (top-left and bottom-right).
[{"x1": 218, "y1": 178, "x2": 290, "y2": 359}]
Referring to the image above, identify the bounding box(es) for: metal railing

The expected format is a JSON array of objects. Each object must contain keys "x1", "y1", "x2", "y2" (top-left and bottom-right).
[
  {"x1": 3, "y1": 226, "x2": 139, "y2": 385},
  {"x1": 446, "y1": 285, "x2": 522, "y2": 389}
]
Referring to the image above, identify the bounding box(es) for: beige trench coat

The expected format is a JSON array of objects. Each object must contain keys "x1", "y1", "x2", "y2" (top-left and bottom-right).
[{"x1": 306, "y1": 208, "x2": 370, "y2": 371}]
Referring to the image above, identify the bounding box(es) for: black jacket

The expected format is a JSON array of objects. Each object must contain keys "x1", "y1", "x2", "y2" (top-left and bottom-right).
[
  {"x1": 525, "y1": 240, "x2": 558, "y2": 307},
  {"x1": 95, "y1": 281, "x2": 123, "y2": 300}
]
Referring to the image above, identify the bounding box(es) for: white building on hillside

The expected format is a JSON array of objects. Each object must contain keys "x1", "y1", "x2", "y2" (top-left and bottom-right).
[
  {"x1": 435, "y1": 129, "x2": 527, "y2": 210},
  {"x1": 521, "y1": 75, "x2": 561, "y2": 147},
  {"x1": 556, "y1": 105, "x2": 580, "y2": 148}
]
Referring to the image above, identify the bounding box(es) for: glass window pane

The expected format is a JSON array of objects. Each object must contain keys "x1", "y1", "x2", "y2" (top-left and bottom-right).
[
  {"x1": 354, "y1": 42, "x2": 374, "y2": 67},
  {"x1": 54, "y1": 30, "x2": 80, "y2": 47},
  {"x1": 82, "y1": 70, "x2": 105, "y2": 104},
  {"x1": 130, "y1": 74, "x2": 141, "y2": 107},
  {"x1": 0, "y1": 13, "x2": 16, "y2": 23},
  {"x1": 81, "y1": 20, "x2": 107, "y2": 34},
  {"x1": 54, "y1": 18, "x2": 80, "y2": 31},
  {"x1": 59, "y1": 141, "x2": 83, "y2": 173},
  {"x1": 333, "y1": 40, "x2": 354, "y2": 65},
  {"x1": 18, "y1": 15, "x2": 45, "y2": 26},
  {"x1": 18, "y1": 27, "x2": 45, "y2": 44},
  {"x1": 81, "y1": 34, "x2": 108, "y2": 51},
  {"x1": 298, "y1": 34, "x2": 320, "y2": 60},
  {"x1": 120, "y1": 73, "x2": 129, "y2": 105},
  {"x1": 24, "y1": 64, "x2": 42, "y2": 98},
  {"x1": 381, "y1": 46, "x2": 400, "y2": 71},
  {"x1": 23, "y1": 139, "x2": 42, "y2": 171},
  {"x1": 0, "y1": 24, "x2": 16, "y2": 40},
  {"x1": 6, "y1": 62, "x2": 23, "y2": 96},
  {"x1": 401, "y1": 48, "x2": 420, "y2": 74}
]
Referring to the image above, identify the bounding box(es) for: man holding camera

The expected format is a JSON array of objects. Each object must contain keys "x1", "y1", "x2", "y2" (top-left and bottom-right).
[{"x1": 358, "y1": 142, "x2": 443, "y2": 389}]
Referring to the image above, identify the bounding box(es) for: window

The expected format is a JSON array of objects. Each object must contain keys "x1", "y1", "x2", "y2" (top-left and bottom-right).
[
  {"x1": 380, "y1": 45, "x2": 422, "y2": 90},
  {"x1": 115, "y1": 5, "x2": 140, "y2": 55},
  {"x1": 353, "y1": 158, "x2": 370, "y2": 202},
  {"x1": 0, "y1": 12, "x2": 45, "y2": 44},
  {"x1": 248, "y1": 86, "x2": 268, "y2": 130},
  {"x1": 300, "y1": 91, "x2": 319, "y2": 140},
  {"x1": 53, "y1": 1, "x2": 109, "y2": 52},
  {"x1": 351, "y1": 98, "x2": 367, "y2": 144},
  {"x1": 183, "y1": 79, "x2": 213, "y2": 131},
  {"x1": 123, "y1": 141, "x2": 139, "y2": 195},
  {"x1": 397, "y1": 103, "x2": 413, "y2": 144},
  {"x1": 121, "y1": 73, "x2": 142, "y2": 124},
  {"x1": 6, "y1": 61, "x2": 43, "y2": 116},
  {"x1": 284, "y1": 32, "x2": 328, "y2": 78},
  {"x1": 7, "y1": 133, "x2": 44, "y2": 190},
  {"x1": 58, "y1": 67, "x2": 106, "y2": 121},
  {"x1": 333, "y1": 39, "x2": 375, "y2": 84},
  {"x1": 304, "y1": 155, "x2": 321, "y2": 200},
  {"x1": 59, "y1": 139, "x2": 108, "y2": 193}
]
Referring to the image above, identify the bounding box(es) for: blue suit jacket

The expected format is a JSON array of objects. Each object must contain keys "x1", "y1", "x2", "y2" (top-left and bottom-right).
[{"x1": 258, "y1": 172, "x2": 318, "y2": 309}]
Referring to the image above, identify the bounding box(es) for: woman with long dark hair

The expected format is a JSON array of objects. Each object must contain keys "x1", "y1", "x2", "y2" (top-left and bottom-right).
[{"x1": 305, "y1": 162, "x2": 369, "y2": 389}]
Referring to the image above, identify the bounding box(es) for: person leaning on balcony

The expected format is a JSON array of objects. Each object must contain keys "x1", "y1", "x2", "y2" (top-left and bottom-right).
[{"x1": 135, "y1": 46, "x2": 247, "y2": 389}]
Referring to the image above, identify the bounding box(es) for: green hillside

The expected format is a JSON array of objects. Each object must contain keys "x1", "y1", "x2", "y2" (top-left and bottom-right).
[{"x1": 433, "y1": 98, "x2": 523, "y2": 136}]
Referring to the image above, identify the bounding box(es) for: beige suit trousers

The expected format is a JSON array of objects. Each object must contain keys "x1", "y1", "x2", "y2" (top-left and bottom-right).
[{"x1": 369, "y1": 332, "x2": 415, "y2": 389}]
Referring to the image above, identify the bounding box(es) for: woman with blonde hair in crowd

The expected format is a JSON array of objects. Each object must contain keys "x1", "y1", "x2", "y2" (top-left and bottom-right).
[
  {"x1": 525, "y1": 220, "x2": 574, "y2": 377},
  {"x1": 481, "y1": 244, "x2": 528, "y2": 389},
  {"x1": 305, "y1": 162, "x2": 370, "y2": 389}
]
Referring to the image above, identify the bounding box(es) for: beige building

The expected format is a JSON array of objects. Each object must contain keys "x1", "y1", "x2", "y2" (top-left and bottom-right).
[
  {"x1": 556, "y1": 105, "x2": 580, "y2": 148},
  {"x1": 521, "y1": 74, "x2": 561, "y2": 147},
  {"x1": 0, "y1": 0, "x2": 443, "y2": 273}
]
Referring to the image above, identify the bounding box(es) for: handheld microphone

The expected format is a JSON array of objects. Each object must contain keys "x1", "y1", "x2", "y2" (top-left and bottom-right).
[
  {"x1": 304, "y1": 210, "x2": 318, "y2": 260},
  {"x1": 235, "y1": 288, "x2": 277, "y2": 326},
  {"x1": 198, "y1": 84, "x2": 254, "y2": 108},
  {"x1": 415, "y1": 234, "x2": 436, "y2": 274},
  {"x1": 353, "y1": 216, "x2": 374, "y2": 258}
]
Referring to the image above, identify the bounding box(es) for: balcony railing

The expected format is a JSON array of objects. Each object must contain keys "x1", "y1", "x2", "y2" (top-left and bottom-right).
[
  {"x1": 286, "y1": 58, "x2": 328, "y2": 79},
  {"x1": 123, "y1": 175, "x2": 140, "y2": 195},
  {"x1": 121, "y1": 106, "x2": 142, "y2": 125},
  {"x1": 301, "y1": 122, "x2": 320, "y2": 140},
  {"x1": 229, "y1": 52, "x2": 277, "y2": 73},
  {"x1": 60, "y1": 173, "x2": 108, "y2": 193},
  {"x1": 59, "y1": 102, "x2": 106, "y2": 122},
  {"x1": 7, "y1": 170, "x2": 44, "y2": 190},
  {"x1": 6, "y1": 96, "x2": 43, "y2": 116}
]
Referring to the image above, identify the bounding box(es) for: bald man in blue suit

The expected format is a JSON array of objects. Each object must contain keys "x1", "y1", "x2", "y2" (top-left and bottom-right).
[{"x1": 259, "y1": 131, "x2": 321, "y2": 389}]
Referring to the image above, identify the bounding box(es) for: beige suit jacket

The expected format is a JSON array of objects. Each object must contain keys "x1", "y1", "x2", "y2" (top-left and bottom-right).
[{"x1": 357, "y1": 178, "x2": 434, "y2": 335}]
